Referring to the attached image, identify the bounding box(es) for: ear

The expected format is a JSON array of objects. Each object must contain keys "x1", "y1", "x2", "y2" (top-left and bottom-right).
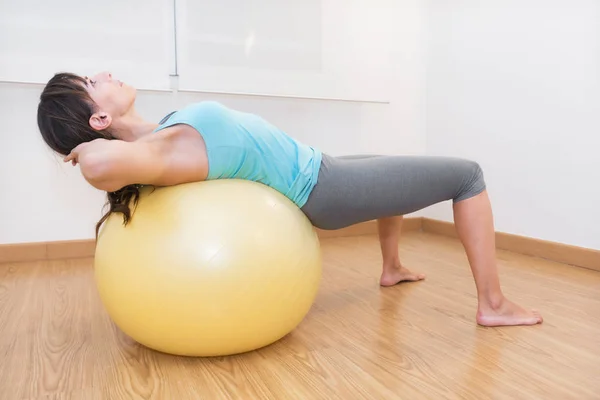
[{"x1": 89, "y1": 112, "x2": 113, "y2": 131}]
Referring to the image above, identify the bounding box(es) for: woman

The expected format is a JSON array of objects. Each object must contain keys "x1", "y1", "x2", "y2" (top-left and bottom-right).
[{"x1": 37, "y1": 71, "x2": 542, "y2": 327}]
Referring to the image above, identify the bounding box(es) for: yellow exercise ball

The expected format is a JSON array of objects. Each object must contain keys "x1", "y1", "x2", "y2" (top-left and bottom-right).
[{"x1": 94, "y1": 179, "x2": 322, "y2": 357}]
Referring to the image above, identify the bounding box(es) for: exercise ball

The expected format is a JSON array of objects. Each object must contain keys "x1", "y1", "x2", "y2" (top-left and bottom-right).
[{"x1": 94, "y1": 179, "x2": 322, "y2": 357}]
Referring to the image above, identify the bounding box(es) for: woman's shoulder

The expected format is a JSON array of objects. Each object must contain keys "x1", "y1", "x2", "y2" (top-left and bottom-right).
[{"x1": 160, "y1": 101, "x2": 230, "y2": 124}]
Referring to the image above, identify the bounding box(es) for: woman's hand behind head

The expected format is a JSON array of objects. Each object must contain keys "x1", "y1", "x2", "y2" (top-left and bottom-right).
[{"x1": 37, "y1": 72, "x2": 115, "y2": 156}]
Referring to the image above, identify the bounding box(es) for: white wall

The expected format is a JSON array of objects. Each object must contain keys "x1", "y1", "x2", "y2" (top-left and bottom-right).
[
  {"x1": 3, "y1": 1, "x2": 597, "y2": 251},
  {"x1": 423, "y1": 1, "x2": 600, "y2": 250},
  {"x1": 0, "y1": 1, "x2": 427, "y2": 245}
]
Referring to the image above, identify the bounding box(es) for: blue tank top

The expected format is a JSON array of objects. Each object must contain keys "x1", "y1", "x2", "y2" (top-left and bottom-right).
[{"x1": 153, "y1": 101, "x2": 322, "y2": 208}]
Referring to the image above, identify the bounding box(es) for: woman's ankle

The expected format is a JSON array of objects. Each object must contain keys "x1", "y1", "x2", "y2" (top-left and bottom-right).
[
  {"x1": 382, "y1": 258, "x2": 401, "y2": 272},
  {"x1": 478, "y1": 291, "x2": 506, "y2": 310}
]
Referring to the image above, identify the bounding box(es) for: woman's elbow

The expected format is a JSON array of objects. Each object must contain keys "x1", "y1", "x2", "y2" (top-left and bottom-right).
[{"x1": 79, "y1": 154, "x2": 123, "y2": 192}]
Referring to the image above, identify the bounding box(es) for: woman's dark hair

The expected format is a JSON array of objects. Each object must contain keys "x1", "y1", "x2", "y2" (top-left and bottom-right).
[{"x1": 37, "y1": 72, "x2": 141, "y2": 238}]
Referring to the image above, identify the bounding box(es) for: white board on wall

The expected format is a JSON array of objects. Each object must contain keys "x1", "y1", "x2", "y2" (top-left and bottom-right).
[
  {"x1": 0, "y1": 0, "x2": 174, "y2": 90},
  {"x1": 175, "y1": 0, "x2": 394, "y2": 102},
  {"x1": 0, "y1": 0, "x2": 394, "y2": 100}
]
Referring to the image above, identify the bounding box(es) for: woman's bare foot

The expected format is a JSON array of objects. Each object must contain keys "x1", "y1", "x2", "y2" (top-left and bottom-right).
[
  {"x1": 477, "y1": 297, "x2": 543, "y2": 327},
  {"x1": 380, "y1": 265, "x2": 426, "y2": 287}
]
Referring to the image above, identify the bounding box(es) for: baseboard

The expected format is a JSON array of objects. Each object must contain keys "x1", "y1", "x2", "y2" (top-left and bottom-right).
[
  {"x1": 1, "y1": 217, "x2": 598, "y2": 273},
  {"x1": 0, "y1": 239, "x2": 97, "y2": 264},
  {"x1": 0, "y1": 218, "x2": 423, "y2": 264},
  {"x1": 421, "y1": 218, "x2": 600, "y2": 272}
]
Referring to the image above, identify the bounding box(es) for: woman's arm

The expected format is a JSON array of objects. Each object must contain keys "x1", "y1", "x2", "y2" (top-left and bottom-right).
[{"x1": 65, "y1": 138, "x2": 168, "y2": 192}]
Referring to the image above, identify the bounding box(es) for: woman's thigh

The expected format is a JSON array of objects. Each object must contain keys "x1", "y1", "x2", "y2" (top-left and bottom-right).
[{"x1": 301, "y1": 153, "x2": 485, "y2": 230}]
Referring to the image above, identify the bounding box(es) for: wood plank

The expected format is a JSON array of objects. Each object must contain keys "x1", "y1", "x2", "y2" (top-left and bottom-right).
[{"x1": 1, "y1": 232, "x2": 599, "y2": 399}]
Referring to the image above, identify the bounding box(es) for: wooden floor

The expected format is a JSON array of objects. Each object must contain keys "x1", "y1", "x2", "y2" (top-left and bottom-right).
[{"x1": 1, "y1": 232, "x2": 599, "y2": 400}]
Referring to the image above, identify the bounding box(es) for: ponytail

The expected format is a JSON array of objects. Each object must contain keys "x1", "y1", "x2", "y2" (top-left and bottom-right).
[{"x1": 95, "y1": 184, "x2": 148, "y2": 239}]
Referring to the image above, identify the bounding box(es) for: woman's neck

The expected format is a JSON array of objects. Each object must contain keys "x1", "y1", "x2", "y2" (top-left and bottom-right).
[{"x1": 112, "y1": 110, "x2": 159, "y2": 142}]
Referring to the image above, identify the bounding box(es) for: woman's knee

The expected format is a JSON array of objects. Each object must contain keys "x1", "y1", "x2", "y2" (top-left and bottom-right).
[{"x1": 455, "y1": 159, "x2": 486, "y2": 202}]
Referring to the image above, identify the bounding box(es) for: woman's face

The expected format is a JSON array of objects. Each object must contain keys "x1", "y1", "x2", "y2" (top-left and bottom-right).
[{"x1": 83, "y1": 71, "x2": 136, "y2": 129}]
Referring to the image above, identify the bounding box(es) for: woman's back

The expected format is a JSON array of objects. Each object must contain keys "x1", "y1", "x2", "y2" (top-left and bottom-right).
[{"x1": 154, "y1": 101, "x2": 322, "y2": 208}]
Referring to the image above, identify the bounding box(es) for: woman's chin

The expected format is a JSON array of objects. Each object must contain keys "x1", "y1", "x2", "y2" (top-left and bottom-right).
[{"x1": 126, "y1": 85, "x2": 137, "y2": 102}]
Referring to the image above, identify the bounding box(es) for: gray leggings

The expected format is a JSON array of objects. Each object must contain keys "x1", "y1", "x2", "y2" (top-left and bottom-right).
[{"x1": 300, "y1": 154, "x2": 486, "y2": 230}]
